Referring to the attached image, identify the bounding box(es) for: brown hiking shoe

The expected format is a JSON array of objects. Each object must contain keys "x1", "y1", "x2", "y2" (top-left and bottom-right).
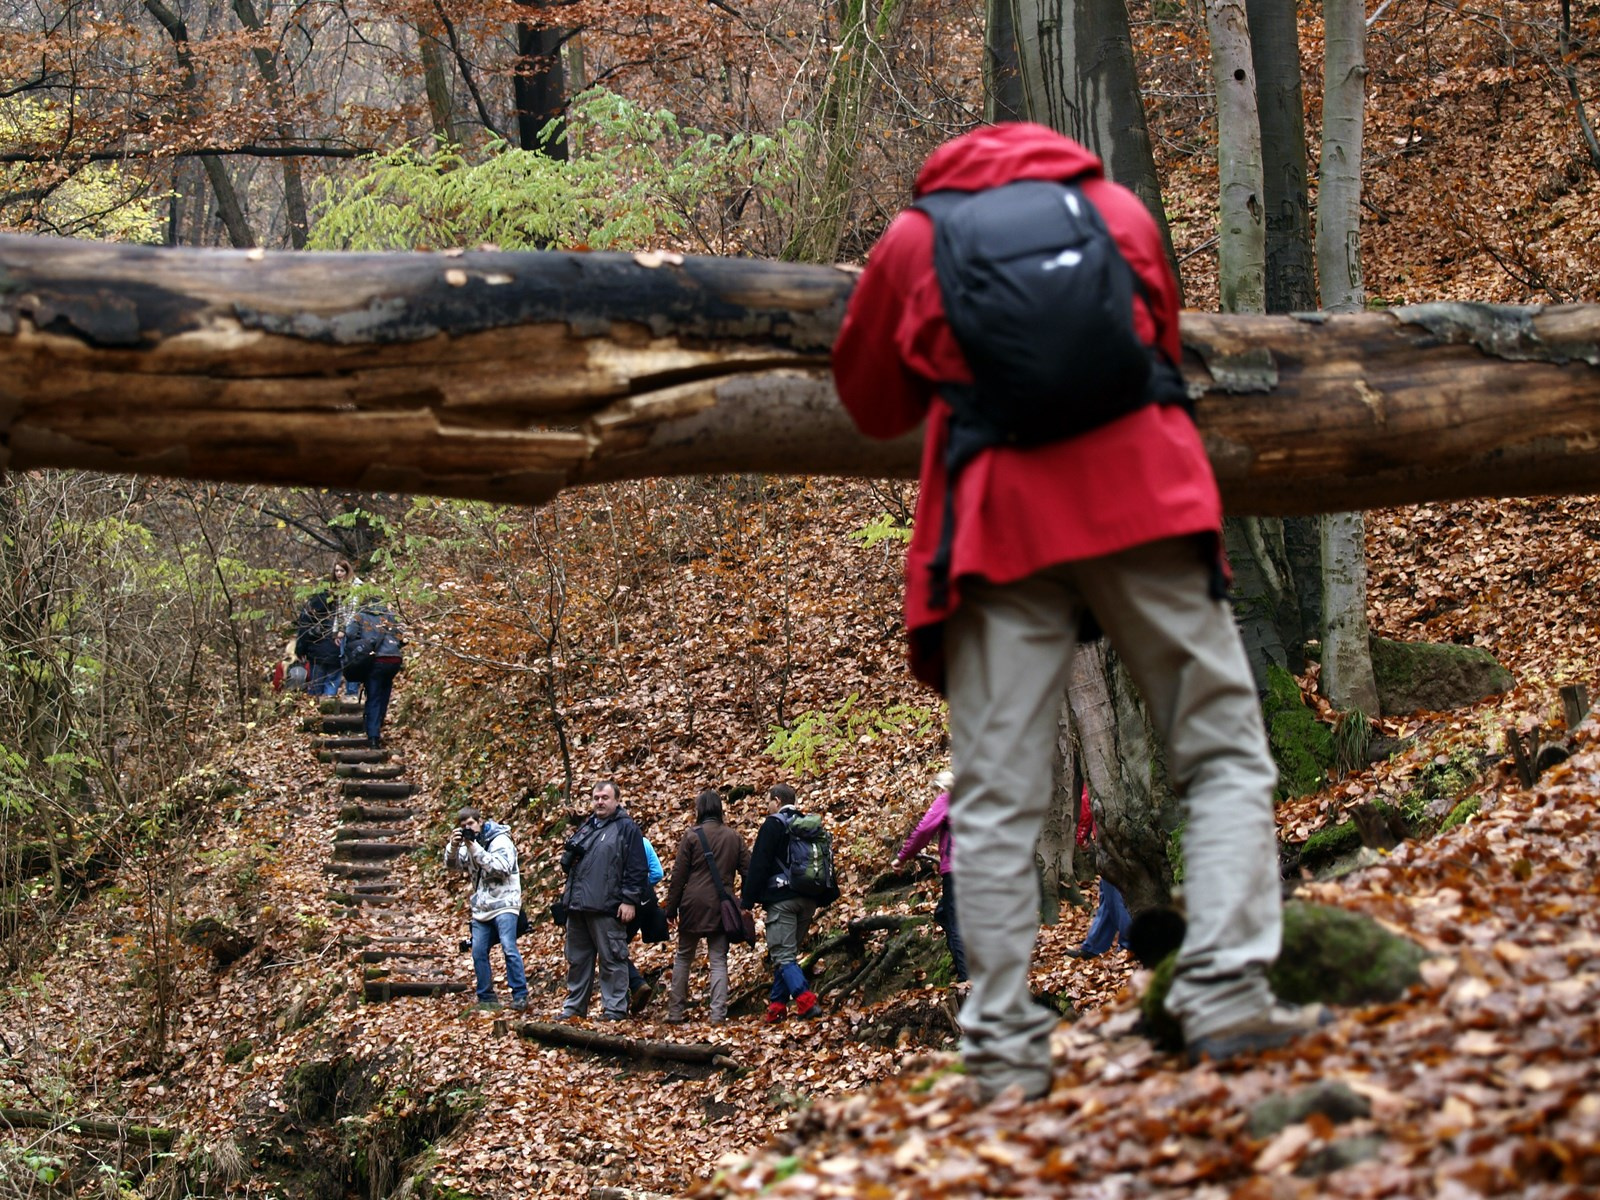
[{"x1": 1186, "y1": 1003, "x2": 1332, "y2": 1066}]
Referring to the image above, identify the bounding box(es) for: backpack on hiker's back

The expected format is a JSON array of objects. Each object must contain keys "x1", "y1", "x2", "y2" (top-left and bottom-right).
[
  {"x1": 911, "y1": 179, "x2": 1192, "y2": 601},
  {"x1": 342, "y1": 603, "x2": 404, "y2": 681},
  {"x1": 778, "y1": 809, "x2": 837, "y2": 902}
]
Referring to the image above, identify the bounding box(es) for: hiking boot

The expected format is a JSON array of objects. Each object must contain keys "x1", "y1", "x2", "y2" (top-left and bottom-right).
[
  {"x1": 1186, "y1": 1003, "x2": 1332, "y2": 1066},
  {"x1": 510, "y1": 997, "x2": 528, "y2": 1012},
  {"x1": 629, "y1": 982, "x2": 654, "y2": 1014},
  {"x1": 763, "y1": 1002, "x2": 788, "y2": 1024},
  {"x1": 795, "y1": 990, "x2": 822, "y2": 1019}
]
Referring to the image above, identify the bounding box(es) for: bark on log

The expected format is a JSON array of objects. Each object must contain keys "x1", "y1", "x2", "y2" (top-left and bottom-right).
[
  {"x1": 516, "y1": 1021, "x2": 733, "y2": 1067},
  {"x1": 0, "y1": 1107, "x2": 174, "y2": 1148},
  {"x1": 4, "y1": 236, "x2": 1600, "y2": 513}
]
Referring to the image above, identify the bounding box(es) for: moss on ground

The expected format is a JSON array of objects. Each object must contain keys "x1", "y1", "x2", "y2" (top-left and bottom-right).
[
  {"x1": 1264, "y1": 665, "x2": 1336, "y2": 799},
  {"x1": 1140, "y1": 901, "x2": 1426, "y2": 1051}
]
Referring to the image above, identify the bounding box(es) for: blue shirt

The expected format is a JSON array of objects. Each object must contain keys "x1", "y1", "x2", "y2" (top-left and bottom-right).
[{"x1": 642, "y1": 838, "x2": 664, "y2": 886}]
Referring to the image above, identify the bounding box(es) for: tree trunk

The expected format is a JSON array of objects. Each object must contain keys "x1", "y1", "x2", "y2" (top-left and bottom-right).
[
  {"x1": 1224, "y1": 516, "x2": 1299, "y2": 692},
  {"x1": 1315, "y1": 0, "x2": 1379, "y2": 714},
  {"x1": 418, "y1": 29, "x2": 459, "y2": 147},
  {"x1": 985, "y1": 0, "x2": 1028, "y2": 123},
  {"x1": 1036, "y1": 694, "x2": 1076, "y2": 925},
  {"x1": 1067, "y1": 641, "x2": 1178, "y2": 913},
  {"x1": 231, "y1": 0, "x2": 309, "y2": 248},
  {"x1": 783, "y1": 0, "x2": 900, "y2": 263},
  {"x1": 1008, "y1": 0, "x2": 1178, "y2": 266},
  {"x1": 5, "y1": 237, "x2": 1600, "y2": 514},
  {"x1": 1205, "y1": 0, "x2": 1266, "y2": 314},
  {"x1": 142, "y1": 0, "x2": 257, "y2": 249},
  {"x1": 1247, "y1": 0, "x2": 1314, "y2": 315},
  {"x1": 514, "y1": 6, "x2": 569, "y2": 158}
]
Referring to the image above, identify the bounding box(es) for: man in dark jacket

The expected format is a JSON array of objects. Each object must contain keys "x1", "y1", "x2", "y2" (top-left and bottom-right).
[
  {"x1": 343, "y1": 601, "x2": 404, "y2": 749},
  {"x1": 560, "y1": 779, "x2": 648, "y2": 1021},
  {"x1": 834, "y1": 123, "x2": 1323, "y2": 1100},
  {"x1": 742, "y1": 784, "x2": 837, "y2": 1022}
]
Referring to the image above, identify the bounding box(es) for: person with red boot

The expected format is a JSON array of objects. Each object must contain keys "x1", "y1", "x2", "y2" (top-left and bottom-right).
[{"x1": 833, "y1": 121, "x2": 1324, "y2": 1102}]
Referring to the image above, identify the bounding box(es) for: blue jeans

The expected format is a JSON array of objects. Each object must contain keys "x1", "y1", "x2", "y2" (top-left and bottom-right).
[
  {"x1": 764, "y1": 897, "x2": 816, "y2": 1004},
  {"x1": 342, "y1": 676, "x2": 362, "y2": 697},
  {"x1": 471, "y1": 912, "x2": 527, "y2": 1004},
  {"x1": 308, "y1": 660, "x2": 341, "y2": 696},
  {"x1": 1081, "y1": 879, "x2": 1133, "y2": 956},
  {"x1": 934, "y1": 873, "x2": 969, "y2": 982},
  {"x1": 363, "y1": 658, "x2": 402, "y2": 743}
]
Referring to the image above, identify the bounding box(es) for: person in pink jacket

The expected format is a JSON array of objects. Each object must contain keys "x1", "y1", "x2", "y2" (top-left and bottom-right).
[{"x1": 895, "y1": 769, "x2": 968, "y2": 983}]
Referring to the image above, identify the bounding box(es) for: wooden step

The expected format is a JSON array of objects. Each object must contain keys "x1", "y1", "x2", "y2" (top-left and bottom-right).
[
  {"x1": 321, "y1": 749, "x2": 391, "y2": 765},
  {"x1": 326, "y1": 890, "x2": 400, "y2": 906},
  {"x1": 340, "y1": 780, "x2": 416, "y2": 800},
  {"x1": 342, "y1": 934, "x2": 435, "y2": 947},
  {"x1": 338, "y1": 803, "x2": 416, "y2": 822},
  {"x1": 334, "y1": 764, "x2": 407, "y2": 780},
  {"x1": 314, "y1": 714, "x2": 367, "y2": 734},
  {"x1": 333, "y1": 841, "x2": 421, "y2": 861},
  {"x1": 333, "y1": 824, "x2": 411, "y2": 842},
  {"x1": 363, "y1": 979, "x2": 470, "y2": 1001},
  {"x1": 349, "y1": 882, "x2": 402, "y2": 896},
  {"x1": 316, "y1": 736, "x2": 371, "y2": 751},
  {"x1": 318, "y1": 699, "x2": 366, "y2": 715},
  {"x1": 324, "y1": 862, "x2": 391, "y2": 879},
  {"x1": 358, "y1": 949, "x2": 449, "y2": 963}
]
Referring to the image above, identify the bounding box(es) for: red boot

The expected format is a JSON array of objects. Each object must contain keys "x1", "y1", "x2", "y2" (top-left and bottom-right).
[
  {"x1": 795, "y1": 990, "x2": 822, "y2": 1019},
  {"x1": 764, "y1": 1001, "x2": 788, "y2": 1024}
]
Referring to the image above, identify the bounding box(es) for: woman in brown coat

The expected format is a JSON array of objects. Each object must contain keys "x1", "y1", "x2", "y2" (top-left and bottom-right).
[{"x1": 663, "y1": 789, "x2": 750, "y2": 1024}]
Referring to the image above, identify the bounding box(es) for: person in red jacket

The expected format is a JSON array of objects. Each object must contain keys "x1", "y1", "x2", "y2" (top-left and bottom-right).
[{"x1": 834, "y1": 122, "x2": 1323, "y2": 1101}]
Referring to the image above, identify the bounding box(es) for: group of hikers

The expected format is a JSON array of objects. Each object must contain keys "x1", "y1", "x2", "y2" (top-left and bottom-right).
[
  {"x1": 445, "y1": 770, "x2": 1133, "y2": 1031},
  {"x1": 289, "y1": 559, "x2": 406, "y2": 750},
  {"x1": 333, "y1": 121, "x2": 1329, "y2": 1103},
  {"x1": 446, "y1": 781, "x2": 846, "y2": 1026}
]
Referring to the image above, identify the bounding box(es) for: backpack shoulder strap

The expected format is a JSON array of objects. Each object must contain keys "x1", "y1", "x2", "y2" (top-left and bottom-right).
[{"x1": 695, "y1": 826, "x2": 731, "y2": 902}]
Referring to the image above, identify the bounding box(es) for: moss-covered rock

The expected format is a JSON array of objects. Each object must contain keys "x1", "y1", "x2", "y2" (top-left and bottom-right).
[
  {"x1": 1369, "y1": 635, "x2": 1514, "y2": 716},
  {"x1": 1263, "y1": 665, "x2": 1336, "y2": 799},
  {"x1": 1140, "y1": 901, "x2": 1427, "y2": 1051},
  {"x1": 1440, "y1": 796, "x2": 1481, "y2": 831}
]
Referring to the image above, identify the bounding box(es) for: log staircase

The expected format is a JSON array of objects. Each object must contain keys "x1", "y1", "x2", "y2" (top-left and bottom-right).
[{"x1": 304, "y1": 699, "x2": 469, "y2": 1003}]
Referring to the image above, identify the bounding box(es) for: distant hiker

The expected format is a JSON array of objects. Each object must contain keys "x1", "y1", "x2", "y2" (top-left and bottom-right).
[
  {"x1": 294, "y1": 570, "x2": 344, "y2": 696},
  {"x1": 895, "y1": 768, "x2": 968, "y2": 984},
  {"x1": 342, "y1": 599, "x2": 404, "y2": 749},
  {"x1": 743, "y1": 784, "x2": 838, "y2": 1022},
  {"x1": 558, "y1": 779, "x2": 648, "y2": 1021},
  {"x1": 446, "y1": 807, "x2": 528, "y2": 1011},
  {"x1": 663, "y1": 788, "x2": 750, "y2": 1025},
  {"x1": 1066, "y1": 785, "x2": 1131, "y2": 959},
  {"x1": 329, "y1": 559, "x2": 363, "y2": 697},
  {"x1": 624, "y1": 834, "x2": 668, "y2": 1013},
  {"x1": 834, "y1": 122, "x2": 1322, "y2": 1099}
]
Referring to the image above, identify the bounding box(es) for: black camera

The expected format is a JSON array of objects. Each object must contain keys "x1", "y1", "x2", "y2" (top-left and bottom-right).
[
  {"x1": 560, "y1": 836, "x2": 586, "y2": 872},
  {"x1": 457, "y1": 939, "x2": 471, "y2": 953}
]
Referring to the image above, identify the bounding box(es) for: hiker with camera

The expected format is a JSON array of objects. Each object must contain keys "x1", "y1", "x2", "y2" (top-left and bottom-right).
[
  {"x1": 742, "y1": 784, "x2": 838, "y2": 1023},
  {"x1": 557, "y1": 779, "x2": 648, "y2": 1022},
  {"x1": 445, "y1": 807, "x2": 528, "y2": 1012},
  {"x1": 834, "y1": 122, "x2": 1324, "y2": 1101}
]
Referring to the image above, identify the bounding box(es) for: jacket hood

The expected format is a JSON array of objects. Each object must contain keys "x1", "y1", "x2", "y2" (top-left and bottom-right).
[
  {"x1": 914, "y1": 122, "x2": 1103, "y2": 197},
  {"x1": 479, "y1": 818, "x2": 511, "y2": 844}
]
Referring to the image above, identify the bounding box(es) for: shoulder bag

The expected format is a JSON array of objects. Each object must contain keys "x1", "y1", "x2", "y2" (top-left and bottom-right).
[{"x1": 696, "y1": 826, "x2": 756, "y2": 944}]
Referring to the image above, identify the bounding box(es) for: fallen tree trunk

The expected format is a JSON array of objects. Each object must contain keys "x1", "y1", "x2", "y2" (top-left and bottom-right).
[
  {"x1": 0, "y1": 1107, "x2": 175, "y2": 1148},
  {"x1": 3, "y1": 236, "x2": 1599, "y2": 513},
  {"x1": 516, "y1": 1021, "x2": 732, "y2": 1067}
]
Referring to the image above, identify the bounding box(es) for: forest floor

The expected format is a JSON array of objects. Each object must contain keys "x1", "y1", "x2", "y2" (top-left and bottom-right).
[{"x1": 1, "y1": 493, "x2": 1597, "y2": 1200}]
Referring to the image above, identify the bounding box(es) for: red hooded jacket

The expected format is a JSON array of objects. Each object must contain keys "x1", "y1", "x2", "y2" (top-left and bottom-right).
[{"x1": 833, "y1": 123, "x2": 1223, "y2": 693}]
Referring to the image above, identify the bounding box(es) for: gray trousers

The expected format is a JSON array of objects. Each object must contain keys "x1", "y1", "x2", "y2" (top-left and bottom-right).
[
  {"x1": 946, "y1": 537, "x2": 1281, "y2": 1095},
  {"x1": 562, "y1": 911, "x2": 630, "y2": 1019},
  {"x1": 667, "y1": 930, "x2": 730, "y2": 1021}
]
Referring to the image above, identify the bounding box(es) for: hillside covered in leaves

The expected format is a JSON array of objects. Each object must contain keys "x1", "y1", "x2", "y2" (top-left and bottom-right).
[{"x1": 5, "y1": 0, "x2": 1600, "y2": 1197}]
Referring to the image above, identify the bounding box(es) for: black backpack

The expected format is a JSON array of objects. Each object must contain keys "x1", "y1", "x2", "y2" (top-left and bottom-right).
[
  {"x1": 911, "y1": 179, "x2": 1191, "y2": 605},
  {"x1": 341, "y1": 606, "x2": 398, "y2": 680}
]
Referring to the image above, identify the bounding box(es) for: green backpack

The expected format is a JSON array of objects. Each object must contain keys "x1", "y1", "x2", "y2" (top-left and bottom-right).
[{"x1": 780, "y1": 811, "x2": 836, "y2": 901}]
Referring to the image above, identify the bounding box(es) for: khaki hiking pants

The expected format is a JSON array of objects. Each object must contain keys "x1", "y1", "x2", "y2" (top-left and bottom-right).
[{"x1": 945, "y1": 537, "x2": 1282, "y2": 1096}]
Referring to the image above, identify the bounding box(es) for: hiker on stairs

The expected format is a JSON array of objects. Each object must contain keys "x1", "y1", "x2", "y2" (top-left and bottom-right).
[{"x1": 446, "y1": 807, "x2": 529, "y2": 1011}]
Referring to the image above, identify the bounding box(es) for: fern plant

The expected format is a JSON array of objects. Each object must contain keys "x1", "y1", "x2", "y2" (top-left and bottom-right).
[{"x1": 309, "y1": 89, "x2": 806, "y2": 253}]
